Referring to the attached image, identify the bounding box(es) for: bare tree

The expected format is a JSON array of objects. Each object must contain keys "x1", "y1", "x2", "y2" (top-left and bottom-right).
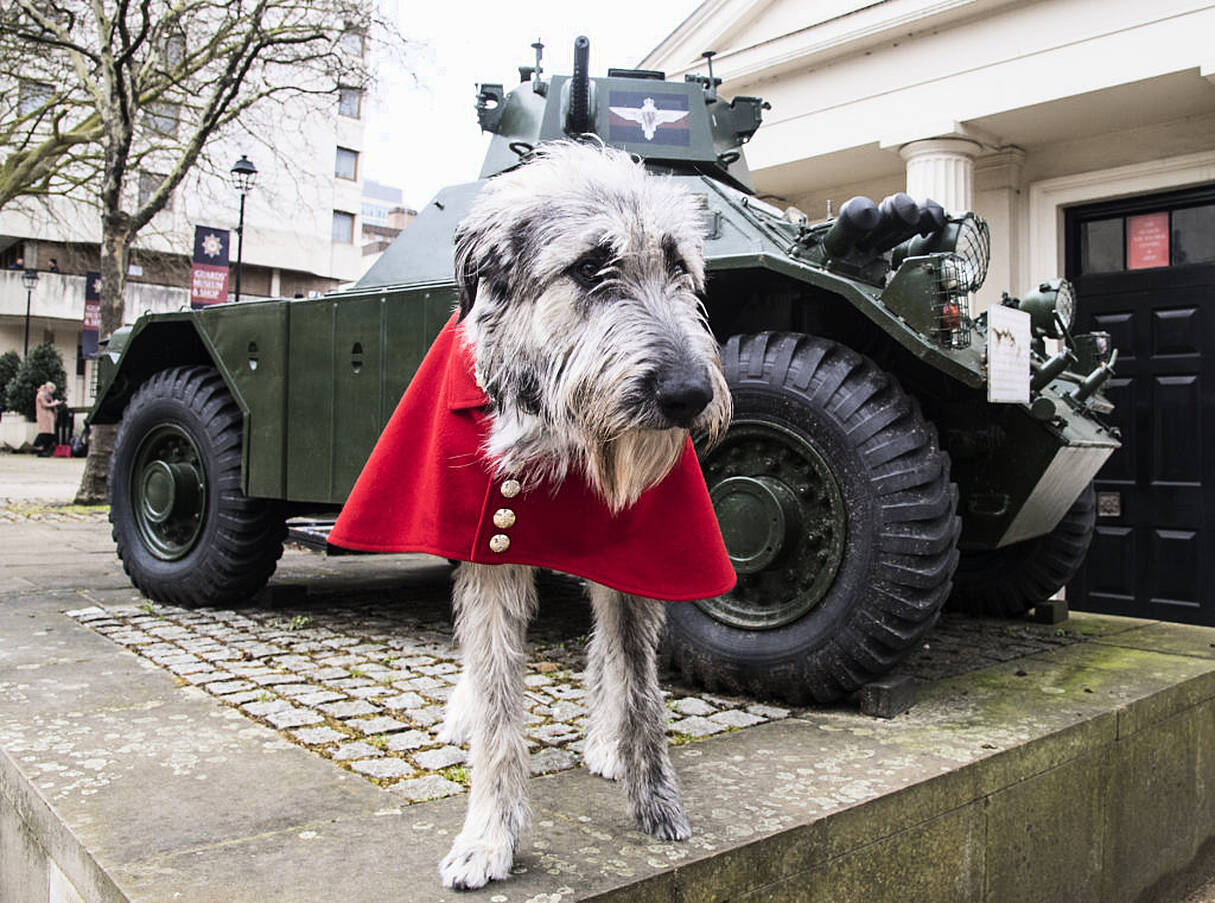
[{"x1": 0, "y1": 0, "x2": 405, "y2": 502}]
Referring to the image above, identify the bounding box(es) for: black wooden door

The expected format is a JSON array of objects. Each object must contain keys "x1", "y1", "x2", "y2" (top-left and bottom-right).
[{"x1": 1066, "y1": 186, "x2": 1215, "y2": 625}]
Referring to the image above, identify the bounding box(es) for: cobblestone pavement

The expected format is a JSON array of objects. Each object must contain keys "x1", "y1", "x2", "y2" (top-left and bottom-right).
[
  {"x1": 65, "y1": 570, "x2": 794, "y2": 804},
  {"x1": 65, "y1": 555, "x2": 1089, "y2": 807}
]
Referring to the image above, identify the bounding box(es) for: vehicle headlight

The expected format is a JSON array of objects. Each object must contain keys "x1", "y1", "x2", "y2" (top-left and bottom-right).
[
  {"x1": 1054, "y1": 279, "x2": 1075, "y2": 330},
  {"x1": 949, "y1": 213, "x2": 990, "y2": 293},
  {"x1": 890, "y1": 212, "x2": 990, "y2": 293},
  {"x1": 1018, "y1": 278, "x2": 1075, "y2": 338}
]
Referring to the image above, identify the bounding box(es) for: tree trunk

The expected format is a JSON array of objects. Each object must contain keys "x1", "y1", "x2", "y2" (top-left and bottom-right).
[
  {"x1": 74, "y1": 422, "x2": 115, "y2": 504},
  {"x1": 98, "y1": 218, "x2": 131, "y2": 338},
  {"x1": 74, "y1": 221, "x2": 131, "y2": 505}
]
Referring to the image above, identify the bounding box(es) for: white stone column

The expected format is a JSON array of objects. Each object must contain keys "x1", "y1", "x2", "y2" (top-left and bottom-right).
[
  {"x1": 975, "y1": 146, "x2": 1028, "y2": 310},
  {"x1": 898, "y1": 138, "x2": 982, "y2": 214}
]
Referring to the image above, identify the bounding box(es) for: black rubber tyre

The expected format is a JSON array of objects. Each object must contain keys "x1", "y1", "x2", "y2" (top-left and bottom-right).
[
  {"x1": 109, "y1": 366, "x2": 285, "y2": 607},
  {"x1": 667, "y1": 332, "x2": 960, "y2": 705},
  {"x1": 947, "y1": 483, "x2": 1096, "y2": 618}
]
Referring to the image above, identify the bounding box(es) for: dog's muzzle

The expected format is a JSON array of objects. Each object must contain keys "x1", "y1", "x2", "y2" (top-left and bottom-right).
[{"x1": 656, "y1": 366, "x2": 714, "y2": 428}]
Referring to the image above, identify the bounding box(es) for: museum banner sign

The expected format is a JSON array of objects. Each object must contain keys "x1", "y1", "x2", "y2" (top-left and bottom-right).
[
  {"x1": 82, "y1": 270, "x2": 100, "y2": 358},
  {"x1": 190, "y1": 226, "x2": 231, "y2": 308}
]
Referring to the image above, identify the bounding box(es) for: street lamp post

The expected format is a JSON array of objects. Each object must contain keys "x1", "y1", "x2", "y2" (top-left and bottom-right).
[
  {"x1": 21, "y1": 268, "x2": 38, "y2": 356},
  {"x1": 229, "y1": 155, "x2": 258, "y2": 304}
]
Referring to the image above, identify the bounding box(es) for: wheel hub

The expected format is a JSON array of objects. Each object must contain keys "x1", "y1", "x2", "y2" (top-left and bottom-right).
[
  {"x1": 699, "y1": 419, "x2": 847, "y2": 630},
  {"x1": 140, "y1": 460, "x2": 202, "y2": 525},
  {"x1": 130, "y1": 425, "x2": 207, "y2": 560},
  {"x1": 710, "y1": 475, "x2": 800, "y2": 574}
]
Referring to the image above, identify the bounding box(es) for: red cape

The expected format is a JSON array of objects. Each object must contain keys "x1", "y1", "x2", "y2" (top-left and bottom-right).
[{"x1": 328, "y1": 316, "x2": 736, "y2": 601}]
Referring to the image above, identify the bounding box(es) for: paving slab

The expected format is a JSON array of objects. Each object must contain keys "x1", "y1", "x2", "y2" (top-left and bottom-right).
[{"x1": 3, "y1": 518, "x2": 1215, "y2": 902}]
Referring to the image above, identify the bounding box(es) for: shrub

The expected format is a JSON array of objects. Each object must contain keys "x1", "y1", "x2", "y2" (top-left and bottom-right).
[
  {"x1": 0, "y1": 351, "x2": 19, "y2": 413},
  {"x1": 5, "y1": 342, "x2": 67, "y2": 421}
]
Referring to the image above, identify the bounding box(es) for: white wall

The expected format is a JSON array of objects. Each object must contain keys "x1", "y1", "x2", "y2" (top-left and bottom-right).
[{"x1": 645, "y1": 0, "x2": 1215, "y2": 305}]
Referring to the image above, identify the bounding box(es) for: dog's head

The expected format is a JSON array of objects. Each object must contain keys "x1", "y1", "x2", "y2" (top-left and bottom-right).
[{"x1": 453, "y1": 142, "x2": 731, "y2": 510}]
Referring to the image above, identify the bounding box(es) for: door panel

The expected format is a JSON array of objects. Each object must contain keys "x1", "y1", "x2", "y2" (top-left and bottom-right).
[{"x1": 1066, "y1": 186, "x2": 1214, "y2": 625}]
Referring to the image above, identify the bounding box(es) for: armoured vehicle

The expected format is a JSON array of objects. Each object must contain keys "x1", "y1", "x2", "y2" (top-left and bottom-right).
[{"x1": 89, "y1": 38, "x2": 1120, "y2": 704}]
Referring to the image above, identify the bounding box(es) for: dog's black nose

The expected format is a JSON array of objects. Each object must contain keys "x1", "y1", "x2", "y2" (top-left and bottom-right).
[{"x1": 656, "y1": 369, "x2": 713, "y2": 428}]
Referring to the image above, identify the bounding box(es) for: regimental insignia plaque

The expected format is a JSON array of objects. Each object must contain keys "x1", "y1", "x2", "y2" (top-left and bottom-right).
[
  {"x1": 986, "y1": 304, "x2": 1031, "y2": 404},
  {"x1": 1096, "y1": 491, "x2": 1122, "y2": 518}
]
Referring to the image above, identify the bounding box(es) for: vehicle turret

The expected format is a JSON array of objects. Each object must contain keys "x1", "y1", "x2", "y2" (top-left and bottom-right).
[{"x1": 474, "y1": 37, "x2": 770, "y2": 192}]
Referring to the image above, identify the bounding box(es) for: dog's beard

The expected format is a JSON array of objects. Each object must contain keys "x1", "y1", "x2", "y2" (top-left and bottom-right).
[
  {"x1": 586, "y1": 428, "x2": 687, "y2": 512},
  {"x1": 482, "y1": 405, "x2": 687, "y2": 513}
]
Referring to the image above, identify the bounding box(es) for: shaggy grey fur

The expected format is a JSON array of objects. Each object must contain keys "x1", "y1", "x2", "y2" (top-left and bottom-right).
[{"x1": 437, "y1": 143, "x2": 730, "y2": 890}]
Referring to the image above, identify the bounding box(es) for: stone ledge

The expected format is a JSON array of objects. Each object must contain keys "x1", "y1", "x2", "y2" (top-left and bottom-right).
[{"x1": 2, "y1": 541, "x2": 1214, "y2": 901}]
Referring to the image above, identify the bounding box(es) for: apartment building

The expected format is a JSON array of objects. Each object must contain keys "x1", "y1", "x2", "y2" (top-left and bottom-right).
[{"x1": 0, "y1": 49, "x2": 374, "y2": 413}]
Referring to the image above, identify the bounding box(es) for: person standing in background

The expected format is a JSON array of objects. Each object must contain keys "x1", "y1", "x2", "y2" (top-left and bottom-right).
[{"x1": 34, "y1": 381, "x2": 61, "y2": 457}]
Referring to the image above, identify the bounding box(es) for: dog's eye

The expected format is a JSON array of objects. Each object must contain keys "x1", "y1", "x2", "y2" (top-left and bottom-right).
[
  {"x1": 670, "y1": 259, "x2": 689, "y2": 277},
  {"x1": 572, "y1": 256, "x2": 605, "y2": 288}
]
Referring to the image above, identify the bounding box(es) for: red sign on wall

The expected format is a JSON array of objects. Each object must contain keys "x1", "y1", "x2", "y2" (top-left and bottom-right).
[{"x1": 1127, "y1": 212, "x2": 1170, "y2": 270}]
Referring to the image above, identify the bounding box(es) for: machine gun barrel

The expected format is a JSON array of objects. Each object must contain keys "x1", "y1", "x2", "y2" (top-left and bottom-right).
[
  {"x1": 1069, "y1": 349, "x2": 1118, "y2": 403},
  {"x1": 566, "y1": 35, "x2": 592, "y2": 135},
  {"x1": 1030, "y1": 349, "x2": 1077, "y2": 393}
]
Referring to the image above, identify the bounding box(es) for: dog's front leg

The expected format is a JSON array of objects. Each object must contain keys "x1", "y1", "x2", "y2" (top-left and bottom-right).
[
  {"x1": 582, "y1": 588, "x2": 627, "y2": 780},
  {"x1": 440, "y1": 562, "x2": 537, "y2": 890},
  {"x1": 585, "y1": 583, "x2": 691, "y2": 840}
]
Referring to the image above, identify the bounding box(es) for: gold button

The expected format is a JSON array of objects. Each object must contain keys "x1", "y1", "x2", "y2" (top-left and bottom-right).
[
  {"x1": 500, "y1": 479, "x2": 521, "y2": 499},
  {"x1": 489, "y1": 533, "x2": 511, "y2": 553},
  {"x1": 493, "y1": 508, "x2": 516, "y2": 529}
]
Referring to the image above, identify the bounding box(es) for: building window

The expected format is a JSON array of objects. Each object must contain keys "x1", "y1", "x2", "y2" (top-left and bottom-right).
[
  {"x1": 165, "y1": 33, "x2": 186, "y2": 67},
  {"x1": 18, "y1": 80, "x2": 52, "y2": 116},
  {"x1": 362, "y1": 201, "x2": 390, "y2": 226},
  {"x1": 1078, "y1": 203, "x2": 1215, "y2": 274},
  {"x1": 339, "y1": 29, "x2": 365, "y2": 57},
  {"x1": 138, "y1": 171, "x2": 172, "y2": 210},
  {"x1": 338, "y1": 86, "x2": 363, "y2": 119},
  {"x1": 1079, "y1": 218, "x2": 1123, "y2": 274},
  {"x1": 332, "y1": 210, "x2": 355, "y2": 243},
  {"x1": 1172, "y1": 204, "x2": 1215, "y2": 266},
  {"x1": 144, "y1": 101, "x2": 179, "y2": 137},
  {"x1": 335, "y1": 146, "x2": 358, "y2": 181}
]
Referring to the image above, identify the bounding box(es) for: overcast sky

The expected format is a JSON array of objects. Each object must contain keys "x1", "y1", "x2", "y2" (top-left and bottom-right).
[{"x1": 362, "y1": 1, "x2": 704, "y2": 208}]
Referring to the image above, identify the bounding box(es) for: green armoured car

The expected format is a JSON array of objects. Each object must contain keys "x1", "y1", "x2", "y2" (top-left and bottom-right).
[{"x1": 89, "y1": 38, "x2": 1119, "y2": 704}]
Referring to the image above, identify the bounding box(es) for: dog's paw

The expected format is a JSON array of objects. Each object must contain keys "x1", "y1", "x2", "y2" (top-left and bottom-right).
[
  {"x1": 637, "y1": 800, "x2": 692, "y2": 841},
  {"x1": 582, "y1": 735, "x2": 625, "y2": 781},
  {"x1": 439, "y1": 835, "x2": 514, "y2": 890}
]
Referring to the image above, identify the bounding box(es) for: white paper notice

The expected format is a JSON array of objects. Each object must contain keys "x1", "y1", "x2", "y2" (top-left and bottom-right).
[{"x1": 987, "y1": 304, "x2": 1031, "y2": 404}]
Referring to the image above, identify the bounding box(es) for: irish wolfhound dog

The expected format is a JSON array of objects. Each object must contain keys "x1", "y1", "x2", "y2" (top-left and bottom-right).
[{"x1": 435, "y1": 143, "x2": 731, "y2": 889}]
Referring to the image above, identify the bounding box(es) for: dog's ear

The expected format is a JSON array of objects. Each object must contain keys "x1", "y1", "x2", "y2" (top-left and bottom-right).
[
  {"x1": 455, "y1": 218, "x2": 514, "y2": 321},
  {"x1": 455, "y1": 207, "x2": 525, "y2": 321},
  {"x1": 453, "y1": 221, "x2": 483, "y2": 321}
]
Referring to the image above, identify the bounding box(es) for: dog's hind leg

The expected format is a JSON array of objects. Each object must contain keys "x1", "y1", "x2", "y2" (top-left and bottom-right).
[
  {"x1": 440, "y1": 562, "x2": 537, "y2": 890},
  {"x1": 585, "y1": 583, "x2": 691, "y2": 840}
]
